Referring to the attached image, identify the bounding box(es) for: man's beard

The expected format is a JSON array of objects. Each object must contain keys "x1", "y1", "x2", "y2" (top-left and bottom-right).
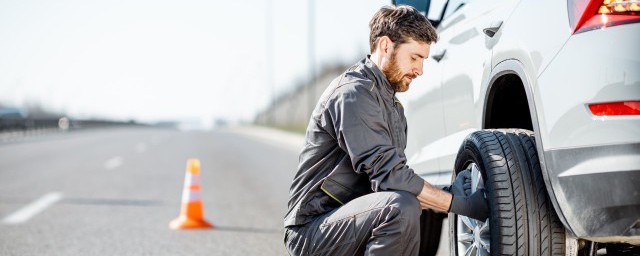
[{"x1": 382, "y1": 52, "x2": 416, "y2": 92}]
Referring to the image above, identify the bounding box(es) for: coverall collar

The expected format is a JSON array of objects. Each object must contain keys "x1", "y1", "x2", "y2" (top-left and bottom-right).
[{"x1": 364, "y1": 55, "x2": 395, "y2": 99}]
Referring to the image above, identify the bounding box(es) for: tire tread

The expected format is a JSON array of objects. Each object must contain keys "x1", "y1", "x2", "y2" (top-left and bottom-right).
[{"x1": 451, "y1": 130, "x2": 565, "y2": 256}]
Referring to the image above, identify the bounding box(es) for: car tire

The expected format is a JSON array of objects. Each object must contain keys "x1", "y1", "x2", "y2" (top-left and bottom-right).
[
  {"x1": 449, "y1": 129, "x2": 566, "y2": 255},
  {"x1": 419, "y1": 209, "x2": 446, "y2": 256}
]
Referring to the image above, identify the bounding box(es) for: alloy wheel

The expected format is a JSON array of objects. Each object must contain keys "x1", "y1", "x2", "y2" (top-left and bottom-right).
[{"x1": 456, "y1": 163, "x2": 490, "y2": 256}]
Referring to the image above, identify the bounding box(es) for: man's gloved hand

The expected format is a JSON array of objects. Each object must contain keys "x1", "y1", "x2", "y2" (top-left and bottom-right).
[
  {"x1": 449, "y1": 189, "x2": 489, "y2": 221},
  {"x1": 444, "y1": 170, "x2": 489, "y2": 221},
  {"x1": 447, "y1": 170, "x2": 471, "y2": 196},
  {"x1": 463, "y1": 177, "x2": 472, "y2": 196}
]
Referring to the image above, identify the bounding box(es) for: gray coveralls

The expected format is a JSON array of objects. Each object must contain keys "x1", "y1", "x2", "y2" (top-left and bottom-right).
[{"x1": 284, "y1": 57, "x2": 426, "y2": 255}]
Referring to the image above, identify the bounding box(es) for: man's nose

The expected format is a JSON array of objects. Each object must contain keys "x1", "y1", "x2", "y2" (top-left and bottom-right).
[{"x1": 414, "y1": 62, "x2": 423, "y2": 76}]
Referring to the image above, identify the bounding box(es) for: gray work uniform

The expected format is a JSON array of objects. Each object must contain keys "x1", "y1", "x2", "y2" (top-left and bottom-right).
[{"x1": 284, "y1": 57, "x2": 426, "y2": 255}]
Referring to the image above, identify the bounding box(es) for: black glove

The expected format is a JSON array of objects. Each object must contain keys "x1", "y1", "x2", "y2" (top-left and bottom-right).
[
  {"x1": 448, "y1": 170, "x2": 471, "y2": 196},
  {"x1": 449, "y1": 188, "x2": 489, "y2": 221},
  {"x1": 463, "y1": 177, "x2": 472, "y2": 196}
]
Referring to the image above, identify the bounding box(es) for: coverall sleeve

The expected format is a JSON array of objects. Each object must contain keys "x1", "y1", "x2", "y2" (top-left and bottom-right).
[{"x1": 323, "y1": 83, "x2": 425, "y2": 196}]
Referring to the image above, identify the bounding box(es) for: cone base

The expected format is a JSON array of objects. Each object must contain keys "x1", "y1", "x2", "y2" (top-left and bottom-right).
[{"x1": 169, "y1": 216, "x2": 214, "y2": 229}]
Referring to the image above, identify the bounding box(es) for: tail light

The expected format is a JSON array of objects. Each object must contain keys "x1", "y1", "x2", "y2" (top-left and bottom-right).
[
  {"x1": 589, "y1": 101, "x2": 640, "y2": 116},
  {"x1": 568, "y1": 0, "x2": 640, "y2": 34}
]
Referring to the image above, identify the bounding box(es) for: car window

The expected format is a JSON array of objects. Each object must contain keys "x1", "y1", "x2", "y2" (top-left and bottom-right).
[
  {"x1": 427, "y1": 0, "x2": 449, "y2": 21},
  {"x1": 442, "y1": 0, "x2": 469, "y2": 20}
]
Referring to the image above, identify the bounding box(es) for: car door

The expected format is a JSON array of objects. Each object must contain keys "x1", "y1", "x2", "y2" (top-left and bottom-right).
[
  {"x1": 438, "y1": 0, "x2": 520, "y2": 170},
  {"x1": 401, "y1": 0, "x2": 457, "y2": 186},
  {"x1": 403, "y1": 51, "x2": 446, "y2": 184}
]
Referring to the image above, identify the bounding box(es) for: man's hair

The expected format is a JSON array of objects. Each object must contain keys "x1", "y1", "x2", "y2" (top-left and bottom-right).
[{"x1": 369, "y1": 5, "x2": 438, "y2": 53}]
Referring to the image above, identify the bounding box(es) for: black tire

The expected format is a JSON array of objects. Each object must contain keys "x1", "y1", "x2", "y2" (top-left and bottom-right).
[
  {"x1": 419, "y1": 209, "x2": 446, "y2": 256},
  {"x1": 449, "y1": 129, "x2": 565, "y2": 255}
]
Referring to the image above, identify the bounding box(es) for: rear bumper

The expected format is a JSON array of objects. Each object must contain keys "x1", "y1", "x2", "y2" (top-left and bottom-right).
[
  {"x1": 534, "y1": 22, "x2": 640, "y2": 243},
  {"x1": 544, "y1": 143, "x2": 640, "y2": 243}
]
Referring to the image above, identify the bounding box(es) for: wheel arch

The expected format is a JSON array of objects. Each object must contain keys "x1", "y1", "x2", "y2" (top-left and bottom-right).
[{"x1": 480, "y1": 59, "x2": 574, "y2": 235}]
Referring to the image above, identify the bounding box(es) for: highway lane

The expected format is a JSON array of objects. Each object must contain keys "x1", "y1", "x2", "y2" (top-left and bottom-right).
[{"x1": 0, "y1": 127, "x2": 301, "y2": 255}]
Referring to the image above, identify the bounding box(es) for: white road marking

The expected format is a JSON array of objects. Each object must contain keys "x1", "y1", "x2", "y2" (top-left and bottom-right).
[
  {"x1": 135, "y1": 143, "x2": 147, "y2": 153},
  {"x1": 104, "y1": 156, "x2": 123, "y2": 170},
  {"x1": 2, "y1": 192, "x2": 63, "y2": 225}
]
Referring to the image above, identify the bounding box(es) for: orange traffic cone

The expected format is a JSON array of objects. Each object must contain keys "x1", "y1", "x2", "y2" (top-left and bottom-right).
[{"x1": 170, "y1": 159, "x2": 214, "y2": 229}]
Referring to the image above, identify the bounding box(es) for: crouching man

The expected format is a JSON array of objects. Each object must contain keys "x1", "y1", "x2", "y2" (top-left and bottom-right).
[{"x1": 284, "y1": 5, "x2": 489, "y2": 255}]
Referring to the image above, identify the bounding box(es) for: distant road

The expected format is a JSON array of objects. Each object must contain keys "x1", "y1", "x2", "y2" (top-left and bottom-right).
[{"x1": 0, "y1": 126, "x2": 302, "y2": 255}]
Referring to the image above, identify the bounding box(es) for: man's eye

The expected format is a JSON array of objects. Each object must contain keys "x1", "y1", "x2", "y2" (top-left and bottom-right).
[{"x1": 411, "y1": 57, "x2": 417, "y2": 61}]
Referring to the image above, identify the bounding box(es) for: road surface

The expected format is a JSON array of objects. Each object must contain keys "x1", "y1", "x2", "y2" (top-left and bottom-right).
[{"x1": 0, "y1": 126, "x2": 451, "y2": 255}]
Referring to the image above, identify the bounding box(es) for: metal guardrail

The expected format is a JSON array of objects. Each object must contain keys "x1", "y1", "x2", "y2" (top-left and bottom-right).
[
  {"x1": 1, "y1": 117, "x2": 138, "y2": 130},
  {"x1": 0, "y1": 117, "x2": 142, "y2": 142},
  {"x1": 1, "y1": 117, "x2": 57, "y2": 131}
]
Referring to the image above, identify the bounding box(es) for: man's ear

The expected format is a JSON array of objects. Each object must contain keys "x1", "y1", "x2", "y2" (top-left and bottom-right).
[{"x1": 378, "y1": 36, "x2": 394, "y2": 57}]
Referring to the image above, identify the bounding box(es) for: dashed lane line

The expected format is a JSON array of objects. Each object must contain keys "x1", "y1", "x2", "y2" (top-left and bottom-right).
[{"x1": 2, "y1": 192, "x2": 63, "y2": 225}]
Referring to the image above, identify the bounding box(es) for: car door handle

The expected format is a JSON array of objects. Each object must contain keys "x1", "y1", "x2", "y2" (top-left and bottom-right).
[
  {"x1": 432, "y1": 49, "x2": 446, "y2": 62},
  {"x1": 483, "y1": 21, "x2": 503, "y2": 37}
]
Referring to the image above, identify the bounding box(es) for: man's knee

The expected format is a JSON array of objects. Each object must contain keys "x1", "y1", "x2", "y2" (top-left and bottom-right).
[
  {"x1": 386, "y1": 191, "x2": 421, "y2": 223},
  {"x1": 370, "y1": 191, "x2": 421, "y2": 244}
]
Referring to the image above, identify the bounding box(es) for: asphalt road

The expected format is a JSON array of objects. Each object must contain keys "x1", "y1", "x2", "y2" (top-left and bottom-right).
[
  {"x1": 0, "y1": 126, "x2": 302, "y2": 255},
  {"x1": 0, "y1": 126, "x2": 452, "y2": 256}
]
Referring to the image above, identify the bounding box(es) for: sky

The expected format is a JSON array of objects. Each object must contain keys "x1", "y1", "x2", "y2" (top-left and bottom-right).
[{"x1": 0, "y1": 0, "x2": 388, "y2": 124}]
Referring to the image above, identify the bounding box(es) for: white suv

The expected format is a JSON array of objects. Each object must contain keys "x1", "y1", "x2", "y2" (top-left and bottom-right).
[{"x1": 393, "y1": 0, "x2": 640, "y2": 255}]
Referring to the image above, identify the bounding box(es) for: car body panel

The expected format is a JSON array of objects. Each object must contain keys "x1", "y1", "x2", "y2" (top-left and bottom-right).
[
  {"x1": 536, "y1": 23, "x2": 640, "y2": 149},
  {"x1": 491, "y1": 0, "x2": 572, "y2": 80}
]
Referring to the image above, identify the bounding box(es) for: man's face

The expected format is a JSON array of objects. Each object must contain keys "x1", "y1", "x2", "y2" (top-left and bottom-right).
[{"x1": 382, "y1": 39, "x2": 431, "y2": 92}]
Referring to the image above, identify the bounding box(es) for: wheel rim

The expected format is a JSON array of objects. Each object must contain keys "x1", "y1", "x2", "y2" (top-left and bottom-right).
[{"x1": 456, "y1": 163, "x2": 490, "y2": 256}]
